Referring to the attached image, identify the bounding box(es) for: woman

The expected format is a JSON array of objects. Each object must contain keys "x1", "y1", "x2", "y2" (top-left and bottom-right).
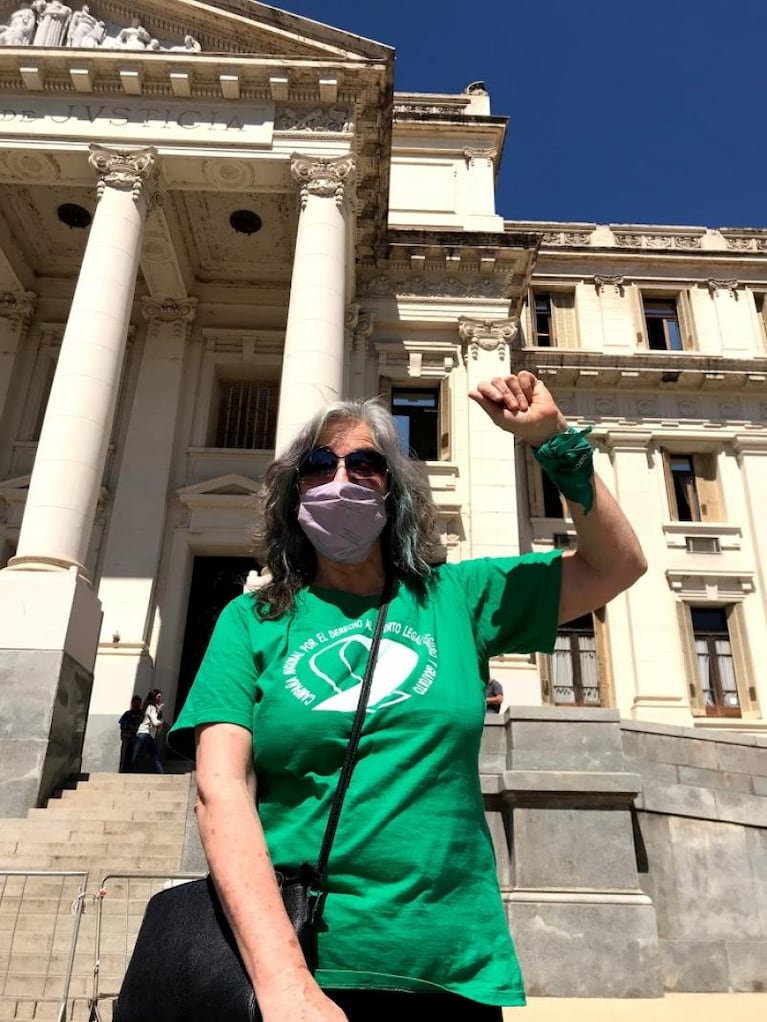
[
  {"x1": 169, "y1": 370, "x2": 646, "y2": 1021},
  {"x1": 131, "y1": 689, "x2": 165, "y2": 773}
]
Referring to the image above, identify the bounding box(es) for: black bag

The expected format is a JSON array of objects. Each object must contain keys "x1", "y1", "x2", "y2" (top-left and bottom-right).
[
  {"x1": 113, "y1": 867, "x2": 319, "y2": 1022},
  {"x1": 114, "y1": 587, "x2": 391, "y2": 1022}
]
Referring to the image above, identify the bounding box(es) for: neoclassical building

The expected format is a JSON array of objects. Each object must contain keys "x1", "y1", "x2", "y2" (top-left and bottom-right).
[{"x1": 0, "y1": 0, "x2": 766, "y2": 816}]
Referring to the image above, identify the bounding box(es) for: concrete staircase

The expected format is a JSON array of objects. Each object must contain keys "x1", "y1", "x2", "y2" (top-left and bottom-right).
[{"x1": 0, "y1": 772, "x2": 195, "y2": 1021}]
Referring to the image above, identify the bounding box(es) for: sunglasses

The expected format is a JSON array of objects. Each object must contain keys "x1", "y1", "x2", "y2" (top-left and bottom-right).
[{"x1": 298, "y1": 446, "x2": 389, "y2": 486}]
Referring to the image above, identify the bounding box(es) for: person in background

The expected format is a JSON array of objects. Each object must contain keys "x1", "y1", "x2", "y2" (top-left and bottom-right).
[
  {"x1": 485, "y1": 678, "x2": 504, "y2": 714},
  {"x1": 169, "y1": 370, "x2": 646, "y2": 1020},
  {"x1": 117, "y1": 695, "x2": 143, "y2": 773},
  {"x1": 130, "y1": 689, "x2": 165, "y2": 773}
]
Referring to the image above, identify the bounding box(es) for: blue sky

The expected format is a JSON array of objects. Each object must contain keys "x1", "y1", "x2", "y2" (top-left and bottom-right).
[{"x1": 281, "y1": 1, "x2": 766, "y2": 230}]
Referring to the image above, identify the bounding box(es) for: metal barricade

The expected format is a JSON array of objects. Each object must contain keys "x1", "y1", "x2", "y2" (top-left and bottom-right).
[
  {"x1": 87, "y1": 871, "x2": 204, "y2": 1022},
  {"x1": 0, "y1": 869, "x2": 89, "y2": 1022}
]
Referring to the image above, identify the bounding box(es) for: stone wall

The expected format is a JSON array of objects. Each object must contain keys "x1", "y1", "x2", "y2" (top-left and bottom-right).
[
  {"x1": 480, "y1": 709, "x2": 767, "y2": 997},
  {"x1": 623, "y1": 721, "x2": 767, "y2": 992}
]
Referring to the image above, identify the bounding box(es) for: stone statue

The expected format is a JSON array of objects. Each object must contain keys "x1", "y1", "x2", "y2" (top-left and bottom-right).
[
  {"x1": 116, "y1": 16, "x2": 151, "y2": 50},
  {"x1": 66, "y1": 5, "x2": 106, "y2": 48},
  {"x1": 0, "y1": 4, "x2": 37, "y2": 46},
  {"x1": 169, "y1": 33, "x2": 201, "y2": 52},
  {"x1": 32, "y1": 0, "x2": 71, "y2": 47}
]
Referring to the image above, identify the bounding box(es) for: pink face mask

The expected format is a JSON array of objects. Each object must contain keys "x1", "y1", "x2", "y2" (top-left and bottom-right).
[{"x1": 298, "y1": 480, "x2": 387, "y2": 564}]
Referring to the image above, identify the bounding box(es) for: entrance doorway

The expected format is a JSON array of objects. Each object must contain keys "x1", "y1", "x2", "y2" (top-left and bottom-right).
[{"x1": 174, "y1": 555, "x2": 260, "y2": 721}]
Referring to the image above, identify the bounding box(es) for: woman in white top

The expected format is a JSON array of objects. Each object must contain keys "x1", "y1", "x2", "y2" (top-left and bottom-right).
[{"x1": 130, "y1": 689, "x2": 165, "y2": 773}]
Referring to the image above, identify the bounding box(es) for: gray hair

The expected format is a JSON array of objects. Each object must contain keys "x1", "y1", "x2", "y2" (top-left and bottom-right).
[{"x1": 253, "y1": 398, "x2": 438, "y2": 618}]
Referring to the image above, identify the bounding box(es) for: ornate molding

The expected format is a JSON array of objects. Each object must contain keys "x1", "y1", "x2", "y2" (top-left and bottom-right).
[
  {"x1": 88, "y1": 144, "x2": 158, "y2": 203},
  {"x1": 290, "y1": 153, "x2": 355, "y2": 209},
  {"x1": 463, "y1": 147, "x2": 497, "y2": 165},
  {"x1": 276, "y1": 107, "x2": 353, "y2": 133},
  {"x1": 707, "y1": 279, "x2": 739, "y2": 296},
  {"x1": 0, "y1": 290, "x2": 36, "y2": 330},
  {"x1": 141, "y1": 296, "x2": 198, "y2": 329},
  {"x1": 613, "y1": 231, "x2": 702, "y2": 250},
  {"x1": 358, "y1": 275, "x2": 507, "y2": 299},
  {"x1": 458, "y1": 317, "x2": 518, "y2": 361},
  {"x1": 353, "y1": 311, "x2": 374, "y2": 353},
  {"x1": 594, "y1": 275, "x2": 625, "y2": 295},
  {"x1": 541, "y1": 230, "x2": 593, "y2": 246}
]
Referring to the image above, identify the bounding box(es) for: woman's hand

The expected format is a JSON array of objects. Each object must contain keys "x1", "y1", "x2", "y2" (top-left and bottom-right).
[
  {"x1": 260, "y1": 967, "x2": 348, "y2": 1022},
  {"x1": 469, "y1": 370, "x2": 568, "y2": 448}
]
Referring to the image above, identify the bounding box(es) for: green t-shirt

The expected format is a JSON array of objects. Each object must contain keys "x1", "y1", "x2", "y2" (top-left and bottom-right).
[{"x1": 171, "y1": 551, "x2": 562, "y2": 1006}]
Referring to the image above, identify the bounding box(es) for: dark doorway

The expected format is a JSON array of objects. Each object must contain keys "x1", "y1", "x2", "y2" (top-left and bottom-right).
[{"x1": 174, "y1": 555, "x2": 260, "y2": 722}]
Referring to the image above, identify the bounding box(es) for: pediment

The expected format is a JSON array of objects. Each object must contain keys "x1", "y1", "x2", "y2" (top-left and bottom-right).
[
  {"x1": 178, "y1": 473, "x2": 261, "y2": 504},
  {"x1": 0, "y1": 0, "x2": 393, "y2": 61}
]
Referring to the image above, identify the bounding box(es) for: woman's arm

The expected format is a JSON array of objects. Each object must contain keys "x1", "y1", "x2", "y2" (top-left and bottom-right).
[
  {"x1": 195, "y1": 722, "x2": 347, "y2": 1022},
  {"x1": 469, "y1": 371, "x2": 646, "y2": 624}
]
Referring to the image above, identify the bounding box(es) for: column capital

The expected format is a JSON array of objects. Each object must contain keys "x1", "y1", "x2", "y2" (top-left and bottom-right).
[
  {"x1": 707, "y1": 278, "x2": 739, "y2": 296},
  {"x1": 594, "y1": 274, "x2": 625, "y2": 295},
  {"x1": 458, "y1": 316, "x2": 518, "y2": 360},
  {"x1": 141, "y1": 296, "x2": 198, "y2": 324},
  {"x1": 88, "y1": 144, "x2": 158, "y2": 203},
  {"x1": 290, "y1": 153, "x2": 355, "y2": 209},
  {"x1": 463, "y1": 146, "x2": 497, "y2": 165},
  {"x1": 142, "y1": 297, "x2": 198, "y2": 340},
  {"x1": 0, "y1": 290, "x2": 36, "y2": 329}
]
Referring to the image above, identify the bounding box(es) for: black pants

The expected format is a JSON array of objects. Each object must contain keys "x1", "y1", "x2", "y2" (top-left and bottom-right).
[{"x1": 325, "y1": 989, "x2": 504, "y2": 1021}]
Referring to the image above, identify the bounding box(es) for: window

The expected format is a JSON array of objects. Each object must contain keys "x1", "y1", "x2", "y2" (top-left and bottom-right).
[
  {"x1": 691, "y1": 607, "x2": 740, "y2": 717},
  {"x1": 643, "y1": 297, "x2": 683, "y2": 351},
  {"x1": 551, "y1": 614, "x2": 601, "y2": 706},
  {"x1": 214, "y1": 381, "x2": 277, "y2": 450},
  {"x1": 528, "y1": 289, "x2": 578, "y2": 348},
  {"x1": 533, "y1": 293, "x2": 554, "y2": 346},
  {"x1": 391, "y1": 386, "x2": 446, "y2": 461},
  {"x1": 663, "y1": 451, "x2": 722, "y2": 522},
  {"x1": 527, "y1": 452, "x2": 568, "y2": 519},
  {"x1": 755, "y1": 293, "x2": 767, "y2": 345}
]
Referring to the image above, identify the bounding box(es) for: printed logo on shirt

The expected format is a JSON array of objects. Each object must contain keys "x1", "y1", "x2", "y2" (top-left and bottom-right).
[{"x1": 282, "y1": 619, "x2": 438, "y2": 713}]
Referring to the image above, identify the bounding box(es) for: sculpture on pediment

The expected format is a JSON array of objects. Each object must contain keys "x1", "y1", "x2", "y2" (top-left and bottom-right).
[
  {"x1": 0, "y1": 4, "x2": 36, "y2": 46},
  {"x1": 66, "y1": 5, "x2": 105, "y2": 47},
  {"x1": 170, "y1": 33, "x2": 201, "y2": 51},
  {"x1": 32, "y1": 0, "x2": 71, "y2": 46},
  {"x1": 116, "y1": 15, "x2": 151, "y2": 49}
]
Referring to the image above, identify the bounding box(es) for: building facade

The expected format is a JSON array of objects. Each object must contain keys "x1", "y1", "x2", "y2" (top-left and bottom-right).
[{"x1": 0, "y1": 0, "x2": 765, "y2": 817}]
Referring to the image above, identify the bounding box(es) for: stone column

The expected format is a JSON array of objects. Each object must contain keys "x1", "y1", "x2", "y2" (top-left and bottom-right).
[
  {"x1": 274, "y1": 153, "x2": 355, "y2": 453},
  {"x1": 84, "y1": 297, "x2": 196, "y2": 771},
  {"x1": 9, "y1": 145, "x2": 157, "y2": 576},
  {"x1": 0, "y1": 145, "x2": 156, "y2": 818},
  {"x1": 458, "y1": 317, "x2": 521, "y2": 557},
  {"x1": 0, "y1": 291, "x2": 35, "y2": 432},
  {"x1": 606, "y1": 431, "x2": 691, "y2": 724}
]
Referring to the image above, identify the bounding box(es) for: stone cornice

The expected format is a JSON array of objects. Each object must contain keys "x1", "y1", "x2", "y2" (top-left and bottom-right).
[{"x1": 512, "y1": 348, "x2": 767, "y2": 392}]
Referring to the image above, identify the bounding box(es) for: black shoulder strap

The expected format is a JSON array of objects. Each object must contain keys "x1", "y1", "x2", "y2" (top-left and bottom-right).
[{"x1": 314, "y1": 577, "x2": 392, "y2": 881}]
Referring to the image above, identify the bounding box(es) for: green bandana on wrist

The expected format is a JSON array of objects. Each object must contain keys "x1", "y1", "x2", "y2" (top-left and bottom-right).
[{"x1": 532, "y1": 426, "x2": 595, "y2": 514}]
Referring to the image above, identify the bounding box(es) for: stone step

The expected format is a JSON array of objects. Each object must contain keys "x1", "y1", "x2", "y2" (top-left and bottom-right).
[
  {"x1": 1, "y1": 823, "x2": 185, "y2": 845},
  {"x1": 0, "y1": 773, "x2": 194, "y2": 1022},
  {"x1": 0, "y1": 853, "x2": 182, "y2": 872},
  {"x1": 27, "y1": 806, "x2": 186, "y2": 823},
  {"x1": 71, "y1": 773, "x2": 190, "y2": 790}
]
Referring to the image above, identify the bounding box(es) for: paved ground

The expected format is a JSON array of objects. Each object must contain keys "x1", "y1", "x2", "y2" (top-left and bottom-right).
[{"x1": 506, "y1": 994, "x2": 767, "y2": 1021}]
